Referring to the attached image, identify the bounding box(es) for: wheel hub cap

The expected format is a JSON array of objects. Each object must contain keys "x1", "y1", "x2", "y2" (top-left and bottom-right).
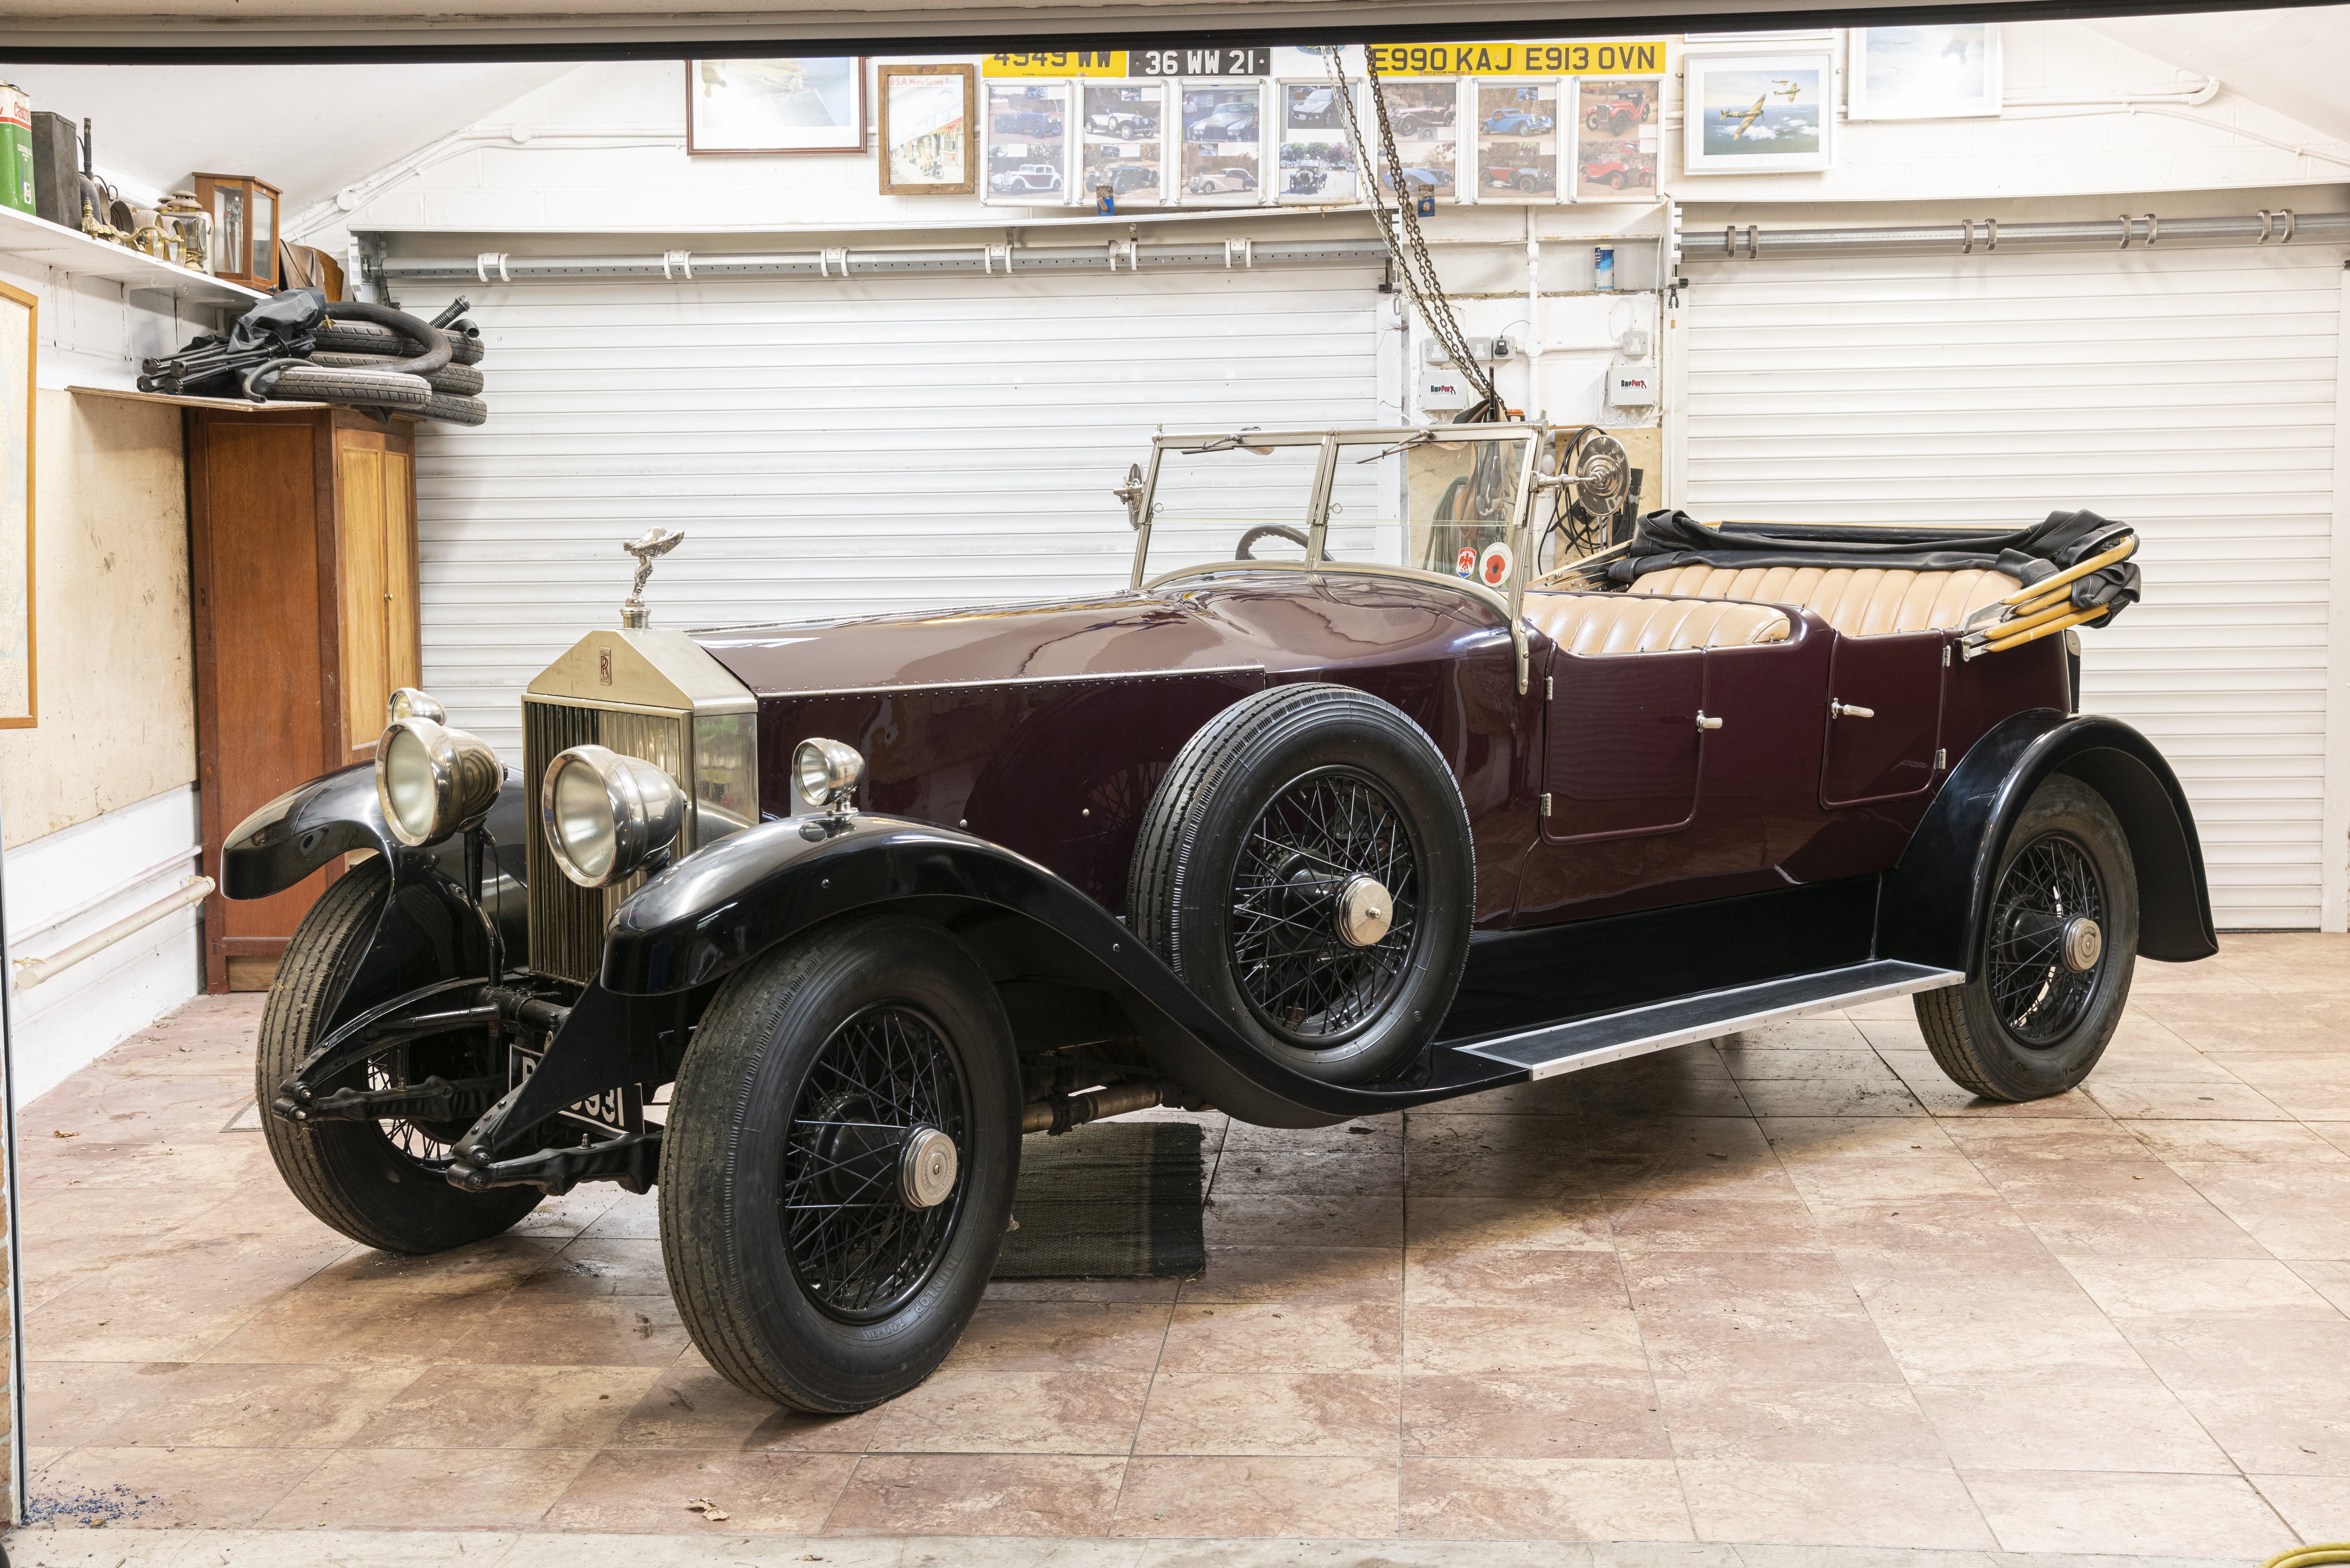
[
  {"x1": 2061, "y1": 916, "x2": 2103, "y2": 973},
  {"x1": 899, "y1": 1126, "x2": 959, "y2": 1210},
  {"x1": 1335, "y1": 874, "x2": 1394, "y2": 948}
]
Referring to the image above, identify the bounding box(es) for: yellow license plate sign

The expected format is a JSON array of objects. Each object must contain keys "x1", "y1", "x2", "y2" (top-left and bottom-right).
[
  {"x1": 985, "y1": 51, "x2": 1129, "y2": 76},
  {"x1": 1368, "y1": 40, "x2": 1668, "y2": 76}
]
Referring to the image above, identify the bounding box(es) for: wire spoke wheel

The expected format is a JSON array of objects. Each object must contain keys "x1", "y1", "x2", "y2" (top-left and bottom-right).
[
  {"x1": 364, "y1": 1046, "x2": 465, "y2": 1172},
  {"x1": 1228, "y1": 767, "x2": 1421, "y2": 1049},
  {"x1": 778, "y1": 1004, "x2": 969, "y2": 1323},
  {"x1": 1986, "y1": 833, "x2": 2106, "y2": 1047}
]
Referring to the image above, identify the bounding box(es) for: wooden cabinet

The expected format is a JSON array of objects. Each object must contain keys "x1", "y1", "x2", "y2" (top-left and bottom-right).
[{"x1": 187, "y1": 407, "x2": 420, "y2": 992}]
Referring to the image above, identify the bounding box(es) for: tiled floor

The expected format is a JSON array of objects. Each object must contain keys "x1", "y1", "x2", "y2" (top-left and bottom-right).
[{"x1": 10, "y1": 935, "x2": 2348, "y2": 1562}]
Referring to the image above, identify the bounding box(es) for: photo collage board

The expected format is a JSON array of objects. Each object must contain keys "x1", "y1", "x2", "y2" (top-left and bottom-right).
[{"x1": 978, "y1": 45, "x2": 1665, "y2": 207}]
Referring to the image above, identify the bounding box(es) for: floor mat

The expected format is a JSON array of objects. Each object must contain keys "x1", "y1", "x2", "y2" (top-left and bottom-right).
[{"x1": 991, "y1": 1121, "x2": 1206, "y2": 1280}]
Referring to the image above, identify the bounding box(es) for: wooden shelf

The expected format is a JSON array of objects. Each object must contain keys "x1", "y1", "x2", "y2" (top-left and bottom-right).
[
  {"x1": 70, "y1": 385, "x2": 330, "y2": 413},
  {"x1": 0, "y1": 205, "x2": 268, "y2": 308}
]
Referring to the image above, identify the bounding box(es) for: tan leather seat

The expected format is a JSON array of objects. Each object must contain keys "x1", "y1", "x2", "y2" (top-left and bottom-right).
[
  {"x1": 1630, "y1": 564, "x2": 2020, "y2": 637},
  {"x1": 1524, "y1": 591, "x2": 1792, "y2": 656}
]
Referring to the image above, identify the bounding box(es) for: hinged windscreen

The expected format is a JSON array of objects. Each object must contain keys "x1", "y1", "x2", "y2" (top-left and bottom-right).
[{"x1": 1131, "y1": 425, "x2": 1543, "y2": 607}]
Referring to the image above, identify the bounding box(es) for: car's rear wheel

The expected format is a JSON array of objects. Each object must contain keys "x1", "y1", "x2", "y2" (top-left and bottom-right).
[
  {"x1": 659, "y1": 914, "x2": 1021, "y2": 1412},
  {"x1": 1915, "y1": 775, "x2": 2138, "y2": 1101},
  {"x1": 1129, "y1": 683, "x2": 1473, "y2": 1086},
  {"x1": 257, "y1": 859, "x2": 540, "y2": 1253}
]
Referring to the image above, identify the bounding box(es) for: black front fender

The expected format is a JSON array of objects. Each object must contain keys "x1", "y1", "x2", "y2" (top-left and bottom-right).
[
  {"x1": 602, "y1": 815, "x2": 1515, "y2": 1128},
  {"x1": 222, "y1": 761, "x2": 532, "y2": 962},
  {"x1": 1878, "y1": 710, "x2": 2218, "y2": 975}
]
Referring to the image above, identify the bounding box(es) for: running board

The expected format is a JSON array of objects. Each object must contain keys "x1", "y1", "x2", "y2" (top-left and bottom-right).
[{"x1": 1450, "y1": 959, "x2": 1964, "y2": 1081}]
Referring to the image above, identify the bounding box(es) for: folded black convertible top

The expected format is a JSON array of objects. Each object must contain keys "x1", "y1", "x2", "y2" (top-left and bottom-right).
[{"x1": 1605, "y1": 508, "x2": 2142, "y2": 622}]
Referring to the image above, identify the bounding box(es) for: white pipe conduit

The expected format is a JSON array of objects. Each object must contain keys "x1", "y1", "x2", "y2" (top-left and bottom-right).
[
  {"x1": 13, "y1": 877, "x2": 213, "y2": 992},
  {"x1": 1691, "y1": 208, "x2": 2350, "y2": 263},
  {"x1": 380, "y1": 237, "x2": 1394, "y2": 284}
]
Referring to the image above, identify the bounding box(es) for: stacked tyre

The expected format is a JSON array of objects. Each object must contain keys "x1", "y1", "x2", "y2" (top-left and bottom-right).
[{"x1": 296, "y1": 312, "x2": 490, "y2": 427}]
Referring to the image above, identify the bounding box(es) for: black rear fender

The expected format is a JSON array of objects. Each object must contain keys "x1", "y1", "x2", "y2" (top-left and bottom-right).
[
  {"x1": 220, "y1": 761, "x2": 531, "y2": 969},
  {"x1": 1878, "y1": 711, "x2": 2218, "y2": 975}
]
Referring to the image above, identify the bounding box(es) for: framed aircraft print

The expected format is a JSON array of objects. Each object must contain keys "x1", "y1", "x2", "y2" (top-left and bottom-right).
[{"x1": 1681, "y1": 50, "x2": 1836, "y2": 174}]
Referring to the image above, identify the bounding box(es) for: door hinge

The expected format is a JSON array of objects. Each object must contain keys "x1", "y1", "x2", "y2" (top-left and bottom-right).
[
  {"x1": 1935, "y1": 747, "x2": 1947, "y2": 771},
  {"x1": 1943, "y1": 645, "x2": 1952, "y2": 667},
  {"x1": 1539, "y1": 792, "x2": 1552, "y2": 818},
  {"x1": 1544, "y1": 675, "x2": 1553, "y2": 700}
]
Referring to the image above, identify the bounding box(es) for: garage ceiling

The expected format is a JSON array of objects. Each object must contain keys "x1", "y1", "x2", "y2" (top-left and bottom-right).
[{"x1": 5, "y1": 0, "x2": 2335, "y2": 63}]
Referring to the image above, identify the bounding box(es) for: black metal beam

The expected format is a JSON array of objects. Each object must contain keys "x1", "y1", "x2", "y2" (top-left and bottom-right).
[{"x1": 1, "y1": 0, "x2": 2332, "y2": 66}]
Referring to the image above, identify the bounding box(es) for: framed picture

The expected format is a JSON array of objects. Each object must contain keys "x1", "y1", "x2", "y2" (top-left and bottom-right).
[
  {"x1": 1849, "y1": 25, "x2": 2002, "y2": 119},
  {"x1": 1571, "y1": 76, "x2": 1661, "y2": 199},
  {"x1": 879, "y1": 64, "x2": 975, "y2": 193},
  {"x1": 1081, "y1": 81, "x2": 1168, "y2": 208},
  {"x1": 1278, "y1": 81, "x2": 1358, "y2": 203},
  {"x1": 1681, "y1": 51, "x2": 1835, "y2": 175},
  {"x1": 0, "y1": 280, "x2": 34, "y2": 728},
  {"x1": 687, "y1": 58, "x2": 867, "y2": 155},
  {"x1": 1178, "y1": 83, "x2": 1265, "y2": 204},
  {"x1": 1472, "y1": 79, "x2": 1563, "y2": 202},
  {"x1": 1371, "y1": 79, "x2": 1461, "y2": 204},
  {"x1": 984, "y1": 80, "x2": 1071, "y2": 204}
]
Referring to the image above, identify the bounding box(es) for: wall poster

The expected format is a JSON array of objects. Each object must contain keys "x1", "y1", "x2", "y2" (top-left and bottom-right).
[
  {"x1": 1681, "y1": 51, "x2": 1836, "y2": 174},
  {"x1": 687, "y1": 58, "x2": 868, "y2": 154},
  {"x1": 986, "y1": 80, "x2": 1071, "y2": 200},
  {"x1": 879, "y1": 64, "x2": 975, "y2": 194},
  {"x1": 1082, "y1": 81, "x2": 1166, "y2": 205},
  {"x1": 1474, "y1": 79, "x2": 1562, "y2": 200},
  {"x1": 1279, "y1": 82, "x2": 1357, "y2": 202},
  {"x1": 1373, "y1": 80, "x2": 1460, "y2": 201},
  {"x1": 1572, "y1": 77, "x2": 1661, "y2": 197},
  {"x1": 1180, "y1": 83, "x2": 1262, "y2": 201},
  {"x1": 1848, "y1": 26, "x2": 2003, "y2": 119}
]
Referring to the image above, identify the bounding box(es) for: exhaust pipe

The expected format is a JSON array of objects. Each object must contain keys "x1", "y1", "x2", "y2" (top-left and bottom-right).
[{"x1": 1021, "y1": 1081, "x2": 1172, "y2": 1135}]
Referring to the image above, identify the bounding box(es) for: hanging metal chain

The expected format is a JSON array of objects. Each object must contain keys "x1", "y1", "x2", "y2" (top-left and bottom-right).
[{"x1": 1326, "y1": 49, "x2": 1501, "y2": 420}]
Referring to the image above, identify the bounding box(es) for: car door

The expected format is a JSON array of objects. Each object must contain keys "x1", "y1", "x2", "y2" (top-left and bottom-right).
[
  {"x1": 1820, "y1": 632, "x2": 1946, "y2": 808},
  {"x1": 1543, "y1": 647, "x2": 1707, "y2": 841}
]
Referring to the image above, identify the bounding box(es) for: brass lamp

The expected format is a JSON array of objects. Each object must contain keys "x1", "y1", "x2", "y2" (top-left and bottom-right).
[{"x1": 191, "y1": 172, "x2": 282, "y2": 290}]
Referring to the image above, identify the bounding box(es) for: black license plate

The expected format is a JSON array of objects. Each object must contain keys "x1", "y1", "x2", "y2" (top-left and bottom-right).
[{"x1": 509, "y1": 1043, "x2": 640, "y2": 1136}]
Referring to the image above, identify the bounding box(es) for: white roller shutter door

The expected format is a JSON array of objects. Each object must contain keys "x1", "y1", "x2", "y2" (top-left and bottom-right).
[
  {"x1": 1679, "y1": 244, "x2": 2346, "y2": 930},
  {"x1": 399, "y1": 267, "x2": 1383, "y2": 757}
]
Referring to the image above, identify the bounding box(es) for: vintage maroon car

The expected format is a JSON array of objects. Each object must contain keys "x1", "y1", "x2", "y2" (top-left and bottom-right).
[{"x1": 223, "y1": 421, "x2": 2209, "y2": 1413}]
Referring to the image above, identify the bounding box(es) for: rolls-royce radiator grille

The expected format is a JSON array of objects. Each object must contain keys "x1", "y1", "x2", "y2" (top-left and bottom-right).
[{"x1": 523, "y1": 698, "x2": 689, "y2": 987}]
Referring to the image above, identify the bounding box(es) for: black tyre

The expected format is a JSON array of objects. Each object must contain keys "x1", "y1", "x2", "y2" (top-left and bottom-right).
[
  {"x1": 1128, "y1": 682, "x2": 1472, "y2": 1085},
  {"x1": 257, "y1": 860, "x2": 540, "y2": 1252},
  {"x1": 311, "y1": 352, "x2": 485, "y2": 396},
  {"x1": 1915, "y1": 775, "x2": 2138, "y2": 1101},
  {"x1": 316, "y1": 322, "x2": 486, "y2": 365},
  {"x1": 1606, "y1": 171, "x2": 1626, "y2": 189},
  {"x1": 419, "y1": 392, "x2": 489, "y2": 427},
  {"x1": 269, "y1": 364, "x2": 431, "y2": 409},
  {"x1": 659, "y1": 914, "x2": 1021, "y2": 1412}
]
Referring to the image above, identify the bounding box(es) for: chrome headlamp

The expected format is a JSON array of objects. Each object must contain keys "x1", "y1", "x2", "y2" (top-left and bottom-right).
[
  {"x1": 385, "y1": 686, "x2": 446, "y2": 725},
  {"x1": 792, "y1": 737, "x2": 866, "y2": 814},
  {"x1": 541, "y1": 744, "x2": 688, "y2": 888},
  {"x1": 375, "y1": 716, "x2": 502, "y2": 847}
]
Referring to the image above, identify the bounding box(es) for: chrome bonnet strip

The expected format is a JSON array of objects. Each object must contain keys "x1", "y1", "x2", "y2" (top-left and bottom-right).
[{"x1": 745, "y1": 663, "x2": 1266, "y2": 701}]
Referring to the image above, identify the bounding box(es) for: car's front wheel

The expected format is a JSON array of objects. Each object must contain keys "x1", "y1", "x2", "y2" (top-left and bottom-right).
[
  {"x1": 257, "y1": 859, "x2": 541, "y2": 1252},
  {"x1": 1129, "y1": 683, "x2": 1473, "y2": 1085},
  {"x1": 659, "y1": 914, "x2": 1021, "y2": 1412},
  {"x1": 1915, "y1": 775, "x2": 2139, "y2": 1101}
]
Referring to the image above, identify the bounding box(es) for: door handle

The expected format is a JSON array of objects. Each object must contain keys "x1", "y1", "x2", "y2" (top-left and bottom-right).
[
  {"x1": 1831, "y1": 701, "x2": 1876, "y2": 720},
  {"x1": 1695, "y1": 711, "x2": 1724, "y2": 731}
]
